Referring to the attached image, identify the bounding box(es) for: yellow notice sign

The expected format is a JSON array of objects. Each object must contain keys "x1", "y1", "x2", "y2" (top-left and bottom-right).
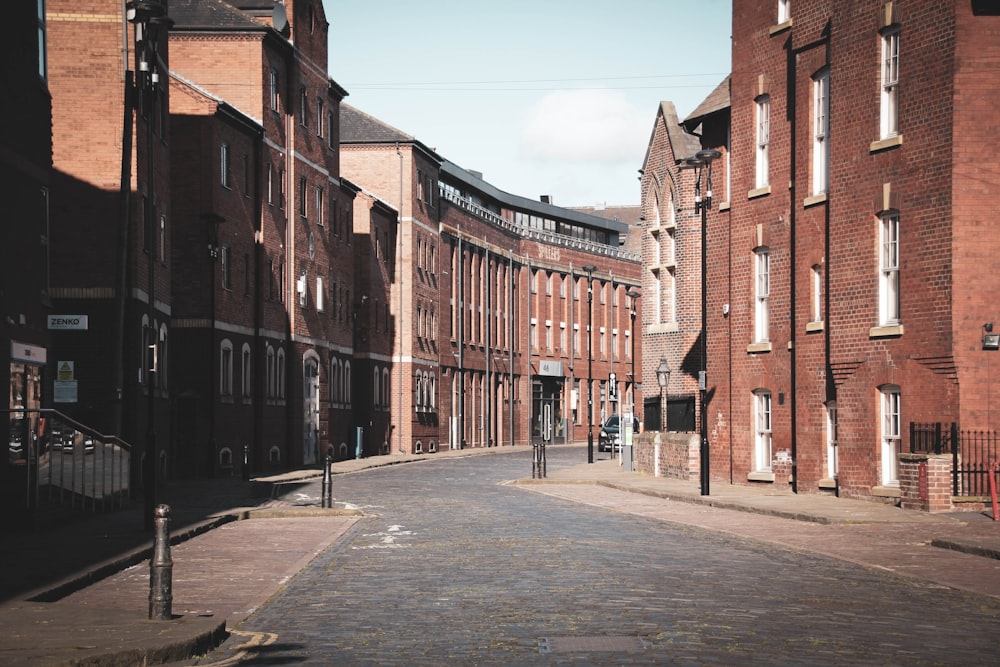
[{"x1": 57, "y1": 361, "x2": 75, "y2": 381}]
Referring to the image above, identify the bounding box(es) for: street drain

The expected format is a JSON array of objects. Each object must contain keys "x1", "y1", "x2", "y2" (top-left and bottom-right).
[{"x1": 539, "y1": 636, "x2": 649, "y2": 654}]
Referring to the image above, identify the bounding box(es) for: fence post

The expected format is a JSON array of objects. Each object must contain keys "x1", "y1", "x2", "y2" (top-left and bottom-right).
[{"x1": 951, "y1": 422, "x2": 960, "y2": 497}]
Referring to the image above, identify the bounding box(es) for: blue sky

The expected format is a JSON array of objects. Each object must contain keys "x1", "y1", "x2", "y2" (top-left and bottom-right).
[{"x1": 327, "y1": 1, "x2": 732, "y2": 207}]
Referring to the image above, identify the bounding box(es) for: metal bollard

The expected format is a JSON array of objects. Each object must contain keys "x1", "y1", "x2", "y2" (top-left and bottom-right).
[
  {"x1": 148, "y1": 504, "x2": 173, "y2": 620},
  {"x1": 322, "y1": 455, "x2": 332, "y2": 508}
]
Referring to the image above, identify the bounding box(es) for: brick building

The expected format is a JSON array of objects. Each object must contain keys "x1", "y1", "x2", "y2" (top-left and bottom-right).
[
  {"x1": 341, "y1": 105, "x2": 643, "y2": 453},
  {"x1": 1, "y1": 1, "x2": 53, "y2": 521},
  {"x1": 712, "y1": 0, "x2": 1000, "y2": 501},
  {"x1": 167, "y1": 0, "x2": 357, "y2": 473}
]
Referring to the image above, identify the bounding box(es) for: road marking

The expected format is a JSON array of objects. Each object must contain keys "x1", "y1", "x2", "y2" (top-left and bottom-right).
[{"x1": 195, "y1": 630, "x2": 278, "y2": 666}]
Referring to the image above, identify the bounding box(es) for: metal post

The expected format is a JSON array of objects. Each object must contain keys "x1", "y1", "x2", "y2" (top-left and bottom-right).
[
  {"x1": 149, "y1": 504, "x2": 173, "y2": 620},
  {"x1": 583, "y1": 265, "x2": 597, "y2": 464},
  {"x1": 322, "y1": 455, "x2": 332, "y2": 508}
]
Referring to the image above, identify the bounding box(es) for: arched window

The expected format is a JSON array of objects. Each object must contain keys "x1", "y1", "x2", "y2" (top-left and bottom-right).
[
  {"x1": 220, "y1": 339, "x2": 234, "y2": 397},
  {"x1": 331, "y1": 357, "x2": 340, "y2": 404},
  {"x1": 373, "y1": 366, "x2": 380, "y2": 406},
  {"x1": 276, "y1": 347, "x2": 286, "y2": 399},
  {"x1": 266, "y1": 345, "x2": 275, "y2": 399},
  {"x1": 414, "y1": 371, "x2": 423, "y2": 409},
  {"x1": 344, "y1": 361, "x2": 351, "y2": 405},
  {"x1": 429, "y1": 373, "x2": 436, "y2": 410},
  {"x1": 140, "y1": 314, "x2": 150, "y2": 386},
  {"x1": 241, "y1": 343, "x2": 252, "y2": 401},
  {"x1": 158, "y1": 323, "x2": 168, "y2": 390},
  {"x1": 382, "y1": 368, "x2": 390, "y2": 408}
]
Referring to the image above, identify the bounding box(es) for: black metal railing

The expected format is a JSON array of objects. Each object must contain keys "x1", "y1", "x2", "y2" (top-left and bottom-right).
[
  {"x1": 5, "y1": 409, "x2": 131, "y2": 517},
  {"x1": 909, "y1": 422, "x2": 1000, "y2": 497}
]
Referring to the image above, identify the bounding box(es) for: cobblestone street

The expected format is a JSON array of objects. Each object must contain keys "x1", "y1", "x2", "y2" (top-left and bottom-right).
[{"x1": 184, "y1": 448, "x2": 1000, "y2": 666}]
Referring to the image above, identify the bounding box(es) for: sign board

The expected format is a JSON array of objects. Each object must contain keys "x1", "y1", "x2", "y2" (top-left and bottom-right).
[
  {"x1": 48, "y1": 315, "x2": 89, "y2": 330},
  {"x1": 54, "y1": 380, "x2": 78, "y2": 403},
  {"x1": 538, "y1": 360, "x2": 564, "y2": 377},
  {"x1": 57, "y1": 361, "x2": 75, "y2": 381},
  {"x1": 11, "y1": 341, "x2": 47, "y2": 365}
]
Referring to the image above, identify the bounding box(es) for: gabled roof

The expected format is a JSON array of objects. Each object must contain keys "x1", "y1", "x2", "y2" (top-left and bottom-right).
[
  {"x1": 640, "y1": 101, "x2": 700, "y2": 172},
  {"x1": 340, "y1": 104, "x2": 414, "y2": 145},
  {"x1": 682, "y1": 75, "x2": 731, "y2": 132},
  {"x1": 169, "y1": 0, "x2": 268, "y2": 31}
]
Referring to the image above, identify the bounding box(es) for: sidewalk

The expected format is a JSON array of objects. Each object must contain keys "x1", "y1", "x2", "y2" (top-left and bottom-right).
[{"x1": 2, "y1": 444, "x2": 999, "y2": 665}]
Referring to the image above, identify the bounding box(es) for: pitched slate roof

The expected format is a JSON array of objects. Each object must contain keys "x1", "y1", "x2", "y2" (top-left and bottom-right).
[
  {"x1": 682, "y1": 75, "x2": 731, "y2": 130},
  {"x1": 340, "y1": 104, "x2": 416, "y2": 144},
  {"x1": 169, "y1": 0, "x2": 267, "y2": 31}
]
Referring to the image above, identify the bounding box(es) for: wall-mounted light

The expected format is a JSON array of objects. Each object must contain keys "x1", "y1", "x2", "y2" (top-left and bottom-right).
[{"x1": 984, "y1": 322, "x2": 999, "y2": 350}]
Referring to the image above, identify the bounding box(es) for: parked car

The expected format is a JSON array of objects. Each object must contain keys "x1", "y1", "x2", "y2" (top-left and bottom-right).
[{"x1": 598, "y1": 415, "x2": 640, "y2": 452}]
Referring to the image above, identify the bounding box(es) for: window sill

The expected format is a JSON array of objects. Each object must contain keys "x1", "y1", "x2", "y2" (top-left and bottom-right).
[
  {"x1": 769, "y1": 19, "x2": 793, "y2": 36},
  {"x1": 748, "y1": 471, "x2": 775, "y2": 482},
  {"x1": 818, "y1": 477, "x2": 837, "y2": 490},
  {"x1": 648, "y1": 322, "x2": 679, "y2": 334},
  {"x1": 803, "y1": 192, "x2": 827, "y2": 208},
  {"x1": 869, "y1": 324, "x2": 904, "y2": 338},
  {"x1": 872, "y1": 484, "x2": 901, "y2": 498},
  {"x1": 870, "y1": 134, "x2": 903, "y2": 153},
  {"x1": 805, "y1": 320, "x2": 824, "y2": 333},
  {"x1": 747, "y1": 341, "x2": 772, "y2": 354},
  {"x1": 718, "y1": 201, "x2": 731, "y2": 212},
  {"x1": 748, "y1": 186, "x2": 771, "y2": 200}
]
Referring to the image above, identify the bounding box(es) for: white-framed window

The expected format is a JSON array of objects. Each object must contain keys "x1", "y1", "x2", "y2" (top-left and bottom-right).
[
  {"x1": 37, "y1": 0, "x2": 47, "y2": 80},
  {"x1": 880, "y1": 28, "x2": 900, "y2": 139},
  {"x1": 343, "y1": 360, "x2": 351, "y2": 405},
  {"x1": 754, "y1": 248, "x2": 770, "y2": 342},
  {"x1": 299, "y1": 176, "x2": 308, "y2": 218},
  {"x1": 276, "y1": 348, "x2": 286, "y2": 399},
  {"x1": 600, "y1": 327, "x2": 606, "y2": 357},
  {"x1": 530, "y1": 318, "x2": 538, "y2": 349},
  {"x1": 270, "y1": 68, "x2": 279, "y2": 112},
  {"x1": 327, "y1": 109, "x2": 335, "y2": 149},
  {"x1": 755, "y1": 95, "x2": 770, "y2": 189},
  {"x1": 880, "y1": 385, "x2": 901, "y2": 485},
  {"x1": 241, "y1": 343, "x2": 252, "y2": 401},
  {"x1": 754, "y1": 390, "x2": 773, "y2": 472},
  {"x1": 825, "y1": 401, "x2": 838, "y2": 479},
  {"x1": 545, "y1": 321, "x2": 553, "y2": 350},
  {"x1": 278, "y1": 167, "x2": 285, "y2": 210},
  {"x1": 812, "y1": 69, "x2": 829, "y2": 195},
  {"x1": 316, "y1": 97, "x2": 324, "y2": 138},
  {"x1": 266, "y1": 345, "x2": 275, "y2": 399},
  {"x1": 373, "y1": 367, "x2": 380, "y2": 407},
  {"x1": 414, "y1": 370, "x2": 423, "y2": 410},
  {"x1": 778, "y1": 0, "x2": 790, "y2": 23},
  {"x1": 316, "y1": 274, "x2": 324, "y2": 312},
  {"x1": 220, "y1": 339, "x2": 233, "y2": 397},
  {"x1": 299, "y1": 86, "x2": 308, "y2": 128},
  {"x1": 221, "y1": 245, "x2": 231, "y2": 290},
  {"x1": 316, "y1": 186, "x2": 324, "y2": 225},
  {"x1": 811, "y1": 264, "x2": 823, "y2": 323},
  {"x1": 266, "y1": 162, "x2": 273, "y2": 206},
  {"x1": 220, "y1": 143, "x2": 230, "y2": 188},
  {"x1": 879, "y1": 213, "x2": 900, "y2": 325}
]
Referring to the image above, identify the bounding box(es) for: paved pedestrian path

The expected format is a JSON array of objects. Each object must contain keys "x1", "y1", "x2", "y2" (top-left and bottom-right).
[{"x1": 1, "y1": 444, "x2": 999, "y2": 665}]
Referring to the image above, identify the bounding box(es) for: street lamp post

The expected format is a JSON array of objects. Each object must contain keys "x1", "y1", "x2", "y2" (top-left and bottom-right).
[
  {"x1": 656, "y1": 357, "x2": 670, "y2": 432},
  {"x1": 626, "y1": 289, "x2": 640, "y2": 426},
  {"x1": 583, "y1": 264, "x2": 597, "y2": 464},
  {"x1": 128, "y1": 0, "x2": 172, "y2": 531},
  {"x1": 683, "y1": 148, "x2": 722, "y2": 496}
]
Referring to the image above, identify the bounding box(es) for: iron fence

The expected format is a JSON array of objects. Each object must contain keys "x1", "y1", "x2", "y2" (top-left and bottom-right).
[
  {"x1": 5, "y1": 409, "x2": 131, "y2": 517},
  {"x1": 909, "y1": 422, "x2": 1000, "y2": 497}
]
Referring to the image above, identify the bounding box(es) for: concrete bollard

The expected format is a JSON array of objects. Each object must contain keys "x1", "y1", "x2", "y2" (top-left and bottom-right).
[{"x1": 149, "y1": 504, "x2": 173, "y2": 620}]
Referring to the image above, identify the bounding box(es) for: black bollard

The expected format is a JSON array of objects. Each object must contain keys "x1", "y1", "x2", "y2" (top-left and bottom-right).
[
  {"x1": 149, "y1": 504, "x2": 173, "y2": 620},
  {"x1": 322, "y1": 455, "x2": 332, "y2": 508}
]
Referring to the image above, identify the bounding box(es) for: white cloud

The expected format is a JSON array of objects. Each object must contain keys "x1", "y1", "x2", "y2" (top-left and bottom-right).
[{"x1": 519, "y1": 89, "x2": 649, "y2": 164}]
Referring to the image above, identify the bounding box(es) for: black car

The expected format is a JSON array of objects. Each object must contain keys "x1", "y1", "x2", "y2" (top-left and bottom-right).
[{"x1": 598, "y1": 415, "x2": 640, "y2": 452}]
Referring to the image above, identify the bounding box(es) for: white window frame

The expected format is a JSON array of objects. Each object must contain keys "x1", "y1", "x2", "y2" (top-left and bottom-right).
[
  {"x1": 812, "y1": 69, "x2": 829, "y2": 195},
  {"x1": 220, "y1": 143, "x2": 230, "y2": 188},
  {"x1": 754, "y1": 390, "x2": 773, "y2": 472},
  {"x1": 316, "y1": 274, "x2": 324, "y2": 312},
  {"x1": 754, "y1": 248, "x2": 770, "y2": 342},
  {"x1": 880, "y1": 28, "x2": 900, "y2": 139},
  {"x1": 811, "y1": 264, "x2": 822, "y2": 323},
  {"x1": 826, "y1": 401, "x2": 838, "y2": 479},
  {"x1": 755, "y1": 96, "x2": 770, "y2": 189},
  {"x1": 220, "y1": 339, "x2": 233, "y2": 397},
  {"x1": 220, "y1": 245, "x2": 231, "y2": 291},
  {"x1": 270, "y1": 68, "x2": 279, "y2": 112},
  {"x1": 880, "y1": 386, "x2": 901, "y2": 485},
  {"x1": 879, "y1": 213, "x2": 900, "y2": 325},
  {"x1": 241, "y1": 343, "x2": 252, "y2": 401},
  {"x1": 778, "y1": 0, "x2": 790, "y2": 23}
]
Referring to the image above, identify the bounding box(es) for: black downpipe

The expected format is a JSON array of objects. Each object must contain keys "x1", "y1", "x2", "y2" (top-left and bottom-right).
[{"x1": 785, "y1": 35, "x2": 799, "y2": 494}]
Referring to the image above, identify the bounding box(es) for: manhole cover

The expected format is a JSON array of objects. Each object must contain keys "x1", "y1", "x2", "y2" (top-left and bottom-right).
[{"x1": 539, "y1": 636, "x2": 649, "y2": 654}]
